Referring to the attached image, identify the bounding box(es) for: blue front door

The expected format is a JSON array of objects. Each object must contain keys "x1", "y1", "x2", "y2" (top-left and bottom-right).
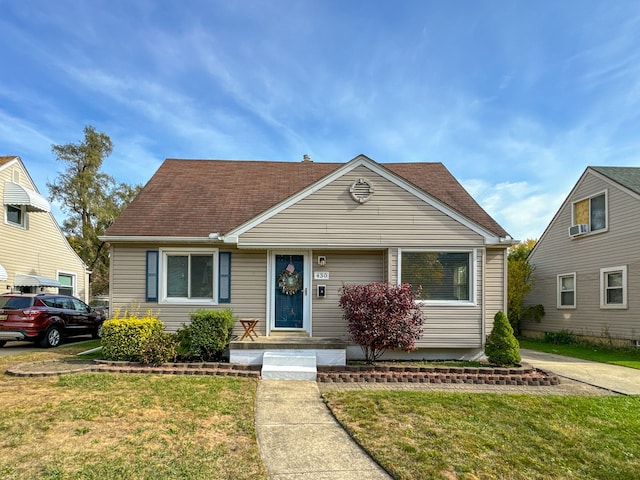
[{"x1": 274, "y1": 254, "x2": 305, "y2": 329}]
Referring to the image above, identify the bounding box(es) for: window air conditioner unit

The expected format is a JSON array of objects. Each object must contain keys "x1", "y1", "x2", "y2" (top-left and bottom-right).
[{"x1": 568, "y1": 224, "x2": 589, "y2": 237}]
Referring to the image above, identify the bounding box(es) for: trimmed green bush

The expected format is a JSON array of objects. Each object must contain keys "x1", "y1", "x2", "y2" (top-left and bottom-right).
[
  {"x1": 102, "y1": 312, "x2": 164, "y2": 362},
  {"x1": 139, "y1": 331, "x2": 178, "y2": 366},
  {"x1": 544, "y1": 330, "x2": 578, "y2": 345},
  {"x1": 485, "y1": 310, "x2": 521, "y2": 367},
  {"x1": 176, "y1": 309, "x2": 235, "y2": 362}
]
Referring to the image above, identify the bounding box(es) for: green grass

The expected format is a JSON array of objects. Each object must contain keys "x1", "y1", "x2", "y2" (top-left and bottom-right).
[
  {"x1": 0, "y1": 346, "x2": 267, "y2": 480},
  {"x1": 324, "y1": 390, "x2": 640, "y2": 480},
  {"x1": 519, "y1": 338, "x2": 640, "y2": 369}
]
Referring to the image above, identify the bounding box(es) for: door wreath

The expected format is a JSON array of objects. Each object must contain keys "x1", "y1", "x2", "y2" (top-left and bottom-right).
[{"x1": 278, "y1": 263, "x2": 301, "y2": 295}]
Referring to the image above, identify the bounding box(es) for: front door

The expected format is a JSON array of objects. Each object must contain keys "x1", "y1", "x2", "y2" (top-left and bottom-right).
[{"x1": 273, "y1": 254, "x2": 307, "y2": 330}]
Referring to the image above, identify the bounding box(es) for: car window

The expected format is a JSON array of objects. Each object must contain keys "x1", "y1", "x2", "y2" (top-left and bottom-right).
[
  {"x1": 59, "y1": 298, "x2": 74, "y2": 310},
  {"x1": 71, "y1": 298, "x2": 88, "y2": 312},
  {"x1": 41, "y1": 298, "x2": 58, "y2": 308},
  {"x1": 0, "y1": 297, "x2": 35, "y2": 309}
]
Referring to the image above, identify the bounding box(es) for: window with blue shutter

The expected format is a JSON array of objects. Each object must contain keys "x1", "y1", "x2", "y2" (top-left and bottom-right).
[
  {"x1": 146, "y1": 250, "x2": 159, "y2": 302},
  {"x1": 218, "y1": 252, "x2": 231, "y2": 303}
]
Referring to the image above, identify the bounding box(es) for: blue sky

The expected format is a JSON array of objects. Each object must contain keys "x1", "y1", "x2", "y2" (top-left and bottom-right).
[{"x1": 2, "y1": 0, "x2": 640, "y2": 241}]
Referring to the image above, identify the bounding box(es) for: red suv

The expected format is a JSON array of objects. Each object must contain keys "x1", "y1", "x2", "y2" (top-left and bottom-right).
[{"x1": 0, "y1": 294, "x2": 105, "y2": 348}]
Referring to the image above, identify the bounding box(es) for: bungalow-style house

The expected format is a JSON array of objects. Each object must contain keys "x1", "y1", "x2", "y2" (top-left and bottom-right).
[
  {"x1": 523, "y1": 166, "x2": 640, "y2": 346},
  {"x1": 102, "y1": 154, "x2": 514, "y2": 364},
  {"x1": 0, "y1": 156, "x2": 89, "y2": 300}
]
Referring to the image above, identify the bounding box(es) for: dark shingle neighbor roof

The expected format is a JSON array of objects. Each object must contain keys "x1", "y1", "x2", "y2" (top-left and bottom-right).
[
  {"x1": 591, "y1": 166, "x2": 640, "y2": 196},
  {"x1": 0, "y1": 156, "x2": 18, "y2": 167},
  {"x1": 105, "y1": 158, "x2": 509, "y2": 239}
]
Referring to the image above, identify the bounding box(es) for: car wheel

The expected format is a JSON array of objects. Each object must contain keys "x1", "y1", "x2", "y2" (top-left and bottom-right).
[
  {"x1": 92, "y1": 323, "x2": 103, "y2": 339},
  {"x1": 40, "y1": 326, "x2": 62, "y2": 348},
  {"x1": 0, "y1": 340, "x2": 6, "y2": 348}
]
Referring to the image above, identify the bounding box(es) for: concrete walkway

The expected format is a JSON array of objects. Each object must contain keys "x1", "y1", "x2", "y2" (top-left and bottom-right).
[
  {"x1": 255, "y1": 380, "x2": 392, "y2": 480},
  {"x1": 254, "y1": 351, "x2": 640, "y2": 479},
  {"x1": 520, "y1": 348, "x2": 640, "y2": 395}
]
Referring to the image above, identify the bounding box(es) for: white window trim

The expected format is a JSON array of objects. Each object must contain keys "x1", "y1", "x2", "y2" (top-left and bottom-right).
[
  {"x1": 158, "y1": 247, "x2": 219, "y2": 305},
  {"x1": 397, "y1": 248, "x2": 477, "y2": 306},
  {"x1": 557, "y1": 272, "x2": 576, "y2": 309},
  {"x1": 600, "y1": 265, "x2": 627, "y2": 309},
  {"x1": 571, "y1": 189, "x2": 608, "y2": 235},
  {"x1": 57, "y1": 271, "x2": 77, "y2": 296},
  {"x1": 5, "y1": 204, "x2": 26, "y2": 229}
]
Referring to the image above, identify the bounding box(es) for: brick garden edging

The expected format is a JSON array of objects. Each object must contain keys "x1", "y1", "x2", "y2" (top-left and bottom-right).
[
  {"x1": 6, "y1": 359, "x2": 559, "y2": 386},
  {"x1": 316, "y1": 364, "x2": 560, "y2": 386},
  {"x1": 6, "y1": 359, "x2": 260, "y2": 378}
]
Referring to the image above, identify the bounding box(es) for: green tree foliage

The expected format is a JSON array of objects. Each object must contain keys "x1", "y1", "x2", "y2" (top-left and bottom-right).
[
  {"x1": 47, "y1": 126, "x2": 141, "y2": 295},
  {"x1": 485, "y1": 310, "x2": 521, "y2": 366},
  {"x1": 507, "y1": 239, "x2": 544, "y2": 335}
]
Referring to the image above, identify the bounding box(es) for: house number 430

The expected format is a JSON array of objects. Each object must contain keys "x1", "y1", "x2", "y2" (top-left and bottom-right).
[{"x1": 314, "y1": 271, "x2": 330, "y2": 280}]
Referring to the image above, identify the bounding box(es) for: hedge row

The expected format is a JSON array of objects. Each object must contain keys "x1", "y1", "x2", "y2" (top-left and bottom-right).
[{"x1": 101, "y1": 309, "x2": 235, "y2": 365}]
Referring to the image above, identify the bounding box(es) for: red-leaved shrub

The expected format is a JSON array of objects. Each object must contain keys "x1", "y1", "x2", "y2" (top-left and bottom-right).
[{"x1": 339, "y1": 282, "x2": 425, "y2": 363}]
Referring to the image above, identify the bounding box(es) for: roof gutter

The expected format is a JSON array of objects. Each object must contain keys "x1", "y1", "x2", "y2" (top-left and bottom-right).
[
  {"x1": 99, "y1": 235, "x2": 236, "y2": 244},
  {"x1": 485, "y1": 235, "x2": 519, "y2": 247}
]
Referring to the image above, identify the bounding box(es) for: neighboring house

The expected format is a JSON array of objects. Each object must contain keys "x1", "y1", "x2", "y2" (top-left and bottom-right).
[
  {"x1": 102, "y1": 154, "x2": 514, "y2": 361},
  {"x1": 0, "y1": 156, "x2": 89, "y2": 301},
  {"x1": 523, "y1": 166, "x2": 640, "y2": 346}
]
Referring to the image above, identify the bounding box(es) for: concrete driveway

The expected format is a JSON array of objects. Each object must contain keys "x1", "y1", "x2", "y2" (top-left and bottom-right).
[
  {"x1": 0, "y1": 337, "x2": 94, "y2": 357},
  {"x1": 520, "y1": 348, "x2": 640, "y2": 395}
]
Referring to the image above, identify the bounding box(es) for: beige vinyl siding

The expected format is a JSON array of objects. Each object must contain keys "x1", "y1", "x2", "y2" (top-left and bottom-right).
[
  {"x1": 0, "y1": 162, "x2": 88, "y2": 300},
  {"x1": 309, "y1": 248, "x2": 486, "y2": 346},
  {"x1": 310, "y1": 250, "x2": 385, "y2": 338},
  {"x1": 484, "y1": 248, "x2": 507, "y2": 331},
  {"x1": 525, "y1": 171, "x2": 640, "y2": 340},
  {"x1": 110, "y1": 244, "x2": 269, "y2": 334},
  {"x1": 240, "y1": 166, "x2": 483, "y2": 247}
]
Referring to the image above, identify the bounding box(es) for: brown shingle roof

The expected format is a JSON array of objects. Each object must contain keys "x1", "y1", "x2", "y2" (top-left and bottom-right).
[
  {"x1": 105, "y1": 157, "x2": 509, "y2": 238},
  {"x1": 0, "y1": 156, "x2": 18, "y2": 167}
]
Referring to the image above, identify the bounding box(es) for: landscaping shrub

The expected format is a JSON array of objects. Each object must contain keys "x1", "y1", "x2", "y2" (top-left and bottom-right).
[
  {"x1": 176, "y1": 309, "x2": 235, "y2": 362},
  {"x1": 102, "y1": 310, "x2": 164, "y2": 361},
  {"x1": 544, "y1": 330, "x2": 578, "y2": 345},
  {"x1": 485, "y1": 310, "x2": 521, "y2": 366},
  {"x1": 339, "y1": 282, "x2": 425, "y2": 364},
  {"x1": 139, "y1": 331, "x2": 178, "y2": 366}
]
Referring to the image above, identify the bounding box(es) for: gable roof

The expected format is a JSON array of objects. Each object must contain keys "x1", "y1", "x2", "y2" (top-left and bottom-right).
[
  {"x1": 590, "y1": 166, "x2": 640, "y2": 195},
  {"x1": 529, "y1": 165, "x2": 640, "y2": 259},
  {"x1": 104, "y1": 156, "x2": 509, "y2": 240},
  {"x1": 0, "y1": 156, "x2": 18, "y2": 168}
]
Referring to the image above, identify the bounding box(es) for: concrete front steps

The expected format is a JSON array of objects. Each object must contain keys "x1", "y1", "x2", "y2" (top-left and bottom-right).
[
  {"x1": 261, "y1": 351, "x2": 317, "y2": 381},
  {"x1": 230, "y1": 336, "x2": 348, "y2": 373}
]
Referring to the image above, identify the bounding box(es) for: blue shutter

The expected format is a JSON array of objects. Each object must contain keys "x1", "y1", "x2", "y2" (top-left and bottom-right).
[
  {"x1": 146, "y1": 250, "x2": 159, "y2": 302},
  {"x1": 219, "y1": 252, "x2": 231, "y2": 303}
]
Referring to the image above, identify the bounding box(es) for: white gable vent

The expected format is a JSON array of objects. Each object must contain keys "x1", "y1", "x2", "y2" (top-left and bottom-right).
[
  {"x1": 568, "y1": 224, "x2": 589, "y2": 237},
  {"x1": 350, "y1": 177, "x2": 374, "y2": 203}
]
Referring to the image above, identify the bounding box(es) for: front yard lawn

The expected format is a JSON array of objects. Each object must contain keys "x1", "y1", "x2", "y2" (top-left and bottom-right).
[
  {"x1": 519, "y1": 338, "x2": 640, "y2": 370},
  {"x1": 324, "y1": 390, "x2": 640, "y2": 480},
  {"x1": 0, "y1": 345, "x2": 266, "y2": 480}
]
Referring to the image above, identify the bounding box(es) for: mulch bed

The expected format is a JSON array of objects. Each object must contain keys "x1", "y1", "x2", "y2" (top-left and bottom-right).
[{"x1": 5, "y1": 359, "x2": 559, "y2": 386}]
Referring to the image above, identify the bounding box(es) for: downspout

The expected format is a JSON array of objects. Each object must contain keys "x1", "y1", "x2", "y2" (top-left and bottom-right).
[{"x1": 481, "y1": 248, "x2": 486, "y2": 348}]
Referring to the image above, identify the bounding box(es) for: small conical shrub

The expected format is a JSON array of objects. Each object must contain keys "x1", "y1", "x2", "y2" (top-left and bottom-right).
[{"x1": 485, "y1": 311, "x2": 521, "y2": 366}]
